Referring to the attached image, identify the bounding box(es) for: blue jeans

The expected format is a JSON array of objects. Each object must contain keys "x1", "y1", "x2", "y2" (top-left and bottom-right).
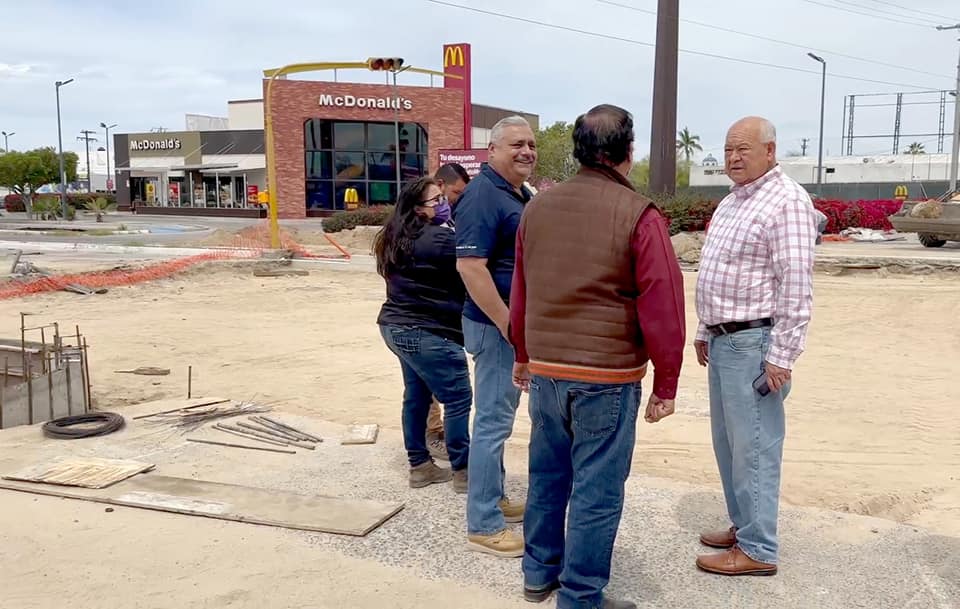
[
  {"x1": 708, "y1": 326, "x2": 788, "y2": 565},
  {"x1": 380, "y1": 325, "x2": 471, "y2": 471},
  {"x1": 522, "y1": 376, "x2": 641, "y2": 609},
  {"x1": 462, "y1": 317, "x2": 521, "y2": 535}
]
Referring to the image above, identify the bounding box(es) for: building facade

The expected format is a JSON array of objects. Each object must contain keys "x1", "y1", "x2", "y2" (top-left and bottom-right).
[
  {"x1": 266, "y1": 80, "x2": 464, "y2": 218},
  {"x1": 690, "y1": 153, "x2": 953, "y2": 200},
  {"x1": 114, "y1": 130, "x2": 266, "y2": 217}
]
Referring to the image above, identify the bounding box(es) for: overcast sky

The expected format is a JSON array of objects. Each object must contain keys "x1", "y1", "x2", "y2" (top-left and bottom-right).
[{"x1": 1, "y1": 0, "x2": 958, "y2": 162}]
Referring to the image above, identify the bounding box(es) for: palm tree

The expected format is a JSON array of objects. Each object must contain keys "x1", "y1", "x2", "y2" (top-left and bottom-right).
[
  {"x1": 676, "y1": 127, "x2": 703, "y2": 165},
  {"x1": 907, "y1": 142, "x2": 926, "y2": 155}
]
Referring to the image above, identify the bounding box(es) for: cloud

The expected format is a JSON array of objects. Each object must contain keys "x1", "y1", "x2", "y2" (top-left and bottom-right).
[{"x1": 0, "y1": 63, "x2": 34, "y2": 78}]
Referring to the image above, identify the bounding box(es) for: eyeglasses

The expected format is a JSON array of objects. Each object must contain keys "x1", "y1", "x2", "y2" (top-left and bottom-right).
[{"x1": 420, "y1": 193, "x2": 447, "y2": 207}]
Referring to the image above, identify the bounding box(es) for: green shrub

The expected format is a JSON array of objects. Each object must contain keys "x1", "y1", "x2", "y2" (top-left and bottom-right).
[
  {"x1": 322, "y1": 205, "x2": 394, "y2": 233},
  {"x1": 29, "y1": 196, "x2": 76, "y2": 221},
  {"x1": 644, "y1": 190, "x2": 718, "y2": 235}
]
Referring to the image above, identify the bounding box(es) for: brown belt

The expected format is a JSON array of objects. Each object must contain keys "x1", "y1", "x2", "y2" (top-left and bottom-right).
[{"x1": 707, "y1": 318, "x2": 773, "y2": 336}]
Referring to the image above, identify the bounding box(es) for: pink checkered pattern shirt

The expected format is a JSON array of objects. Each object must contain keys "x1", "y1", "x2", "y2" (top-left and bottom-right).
[{"x1": 695, "y1": 165, "x2": 818, "y2": 370}]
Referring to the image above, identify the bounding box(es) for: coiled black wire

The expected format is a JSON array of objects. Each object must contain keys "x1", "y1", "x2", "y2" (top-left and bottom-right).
[{"x1": 42, "y1": 413, "x2": 126, "y2": 439}]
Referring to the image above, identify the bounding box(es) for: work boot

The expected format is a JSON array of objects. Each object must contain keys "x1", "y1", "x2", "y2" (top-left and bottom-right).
[
  {"x1": 467, "y1": 528, "x2": 524, "y2": 558},
  {"x1": 522, "y1": 580, "x2": 559, "y2": 603},
  {"x1": 600, "y1": 597, "x2": 637, "y2": 609},
  {"x1": 427, "y1": 433, "x2": 449, "y2": 461},
  {"x1": 453, "y1": 468, "x2": 468, "y2": 494},
  {"x1": 500, "y1": 496, "x2": 525, "y2": 523},
  {"x1": 409, "y1": 461, "x2": 452, "y2": 488}
]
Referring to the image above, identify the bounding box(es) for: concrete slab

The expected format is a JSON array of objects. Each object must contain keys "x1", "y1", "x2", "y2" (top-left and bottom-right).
[{"x1": 0, "y1": 401, "x2": 955, "y2": 608}]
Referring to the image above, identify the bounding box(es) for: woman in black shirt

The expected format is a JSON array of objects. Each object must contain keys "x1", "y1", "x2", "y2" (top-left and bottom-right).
[{"x1": 374, "y1": 177, "x2": 471, "y2": 491}]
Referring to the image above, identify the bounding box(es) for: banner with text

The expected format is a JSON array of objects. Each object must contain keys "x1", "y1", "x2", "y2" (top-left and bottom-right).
[{"x1": 438, "y1": 149, "x2": 488, "y2": 178}]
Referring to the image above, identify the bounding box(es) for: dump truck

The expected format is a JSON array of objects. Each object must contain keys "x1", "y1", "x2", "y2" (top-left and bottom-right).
[{"x1": 888, "y1": 191, "x2": 960, "y2": 247}]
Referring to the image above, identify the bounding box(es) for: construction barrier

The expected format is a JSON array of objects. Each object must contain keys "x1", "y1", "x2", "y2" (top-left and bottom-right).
[{"x1": 1, "y1": 220, "x2": 352, "y2": 301}]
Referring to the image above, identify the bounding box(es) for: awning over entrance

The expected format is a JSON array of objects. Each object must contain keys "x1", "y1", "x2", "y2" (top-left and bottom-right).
[{"x1": 113, "y1": 163, "x2": 240, "y2": 172}]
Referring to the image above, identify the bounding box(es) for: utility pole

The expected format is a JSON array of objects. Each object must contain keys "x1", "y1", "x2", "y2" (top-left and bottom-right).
[
  {"x1": 649, "y1": 0, "x2": 679, "y2": 194},
  {"x1": 801, "y1": 138, "x2": 810, "y2": 156},
  {"x1": 937, "y1": 24, "x2": 960, "y2": 195},
  {"x1": 77, "y1": 130, "x2": 98, "y2": 193}
]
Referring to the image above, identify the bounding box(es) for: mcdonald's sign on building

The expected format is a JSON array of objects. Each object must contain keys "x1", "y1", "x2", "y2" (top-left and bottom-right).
[{"x1": 442, "y1": 43, "x2": 473, "y2": 148}]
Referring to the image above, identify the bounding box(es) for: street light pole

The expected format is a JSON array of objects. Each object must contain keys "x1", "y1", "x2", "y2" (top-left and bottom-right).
[
  {"x1": 808, "y1": 53, "x2": 827, "y2": 194},
  {"x1": 101, "y1": 122, "x2": 117, "y2": 191},
  {"x1": 55, "y1": 78, "x2": 74, "y2": 219},
  {"x1": 1, "y1": 131, "x2": 13, "y2": 152},
  {"x1": 937, "y1": 24, "x2": 960, "y2": 194}
]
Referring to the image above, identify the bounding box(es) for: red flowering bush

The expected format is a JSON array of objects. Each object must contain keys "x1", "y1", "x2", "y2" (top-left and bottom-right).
[
  {"x1": 812, "y1": 199, "x2": 903, "y2": 233},
  {"x1": 4, "y1": 193, "x2": 26, "y2": 212}
]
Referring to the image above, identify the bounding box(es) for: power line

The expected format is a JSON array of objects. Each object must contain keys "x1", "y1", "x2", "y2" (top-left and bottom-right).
[
  {"x1": 598, "y1": 0, "x2": 953, "y2": 79},
  {"x1": 797, "y1": 0, "x2": 939, "y2": 28},
  {"x1": 860, "y1": 0, "x2": 960, "y2": 23},
  {"x1": 826, "y1": 0, "x2": 942, "y2": 25},
  {"x1": 426, "y1": 0, "x2": 948, "y2": 90}
]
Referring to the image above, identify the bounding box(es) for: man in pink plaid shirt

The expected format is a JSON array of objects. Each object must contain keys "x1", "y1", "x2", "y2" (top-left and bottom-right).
[{"x1": 693, "y1": 116, "x2": 818, "y2": 577}]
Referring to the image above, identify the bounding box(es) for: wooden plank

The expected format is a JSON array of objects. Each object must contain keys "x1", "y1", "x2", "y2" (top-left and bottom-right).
[
  {"x1": 0, "y1": 474, "x2": 403, "y2": 537},
  {"x1": 3, "y1": 457, "x2": 155, "y2": 489},
  {"x1": 252, "y1": 268, "x2": 310, "y2": 277},
  {"x1": 341, "y1": 424, "x2": 379, "y2": 445}
]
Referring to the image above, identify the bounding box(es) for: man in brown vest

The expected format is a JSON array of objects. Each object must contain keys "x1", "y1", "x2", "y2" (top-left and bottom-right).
[{"x1": 509, "y1": 104, "x2": 686, "y2": 609}]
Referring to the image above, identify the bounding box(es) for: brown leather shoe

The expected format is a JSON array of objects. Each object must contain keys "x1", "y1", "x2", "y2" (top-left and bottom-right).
[
  {"x1": 696, "y1": 547, "x2": 777, "y2": 576},
  {"x1": 699, "y1": 526, "x2": 737, "y2": 549}
]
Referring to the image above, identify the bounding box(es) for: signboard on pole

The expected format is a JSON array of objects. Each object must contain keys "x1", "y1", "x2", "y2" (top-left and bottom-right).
[
  {"x1": 442, "y1": 43, "x2": 473, "y2": 148},
  {"x1": 438, "y1": 149, "x2": 488, "y2": 178}
]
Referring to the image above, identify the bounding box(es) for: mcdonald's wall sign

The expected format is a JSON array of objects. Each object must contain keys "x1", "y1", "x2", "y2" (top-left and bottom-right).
[
  {"x1": 893, "y1": 184, "x2": 908, "y2": 200},
  {"x1": 442, "y1": 43, "x2": 473, "y2": 148}
]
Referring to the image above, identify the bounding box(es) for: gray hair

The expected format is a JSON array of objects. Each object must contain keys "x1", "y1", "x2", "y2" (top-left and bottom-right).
[
  {"x1": 758, "y1": 119, "x2": 777, "y2": 144},
  {"x1": 490, "y1": 115, "x2": 532, "y2": 144}
]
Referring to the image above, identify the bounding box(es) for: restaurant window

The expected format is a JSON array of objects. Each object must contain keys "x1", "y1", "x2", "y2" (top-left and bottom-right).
[{"x1": 303, "y1": 119, "x2": 428, "y2": 212}]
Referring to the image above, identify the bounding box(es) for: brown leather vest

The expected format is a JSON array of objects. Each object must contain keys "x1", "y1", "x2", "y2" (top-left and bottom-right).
[{"x1": 519, "y1": 166, "x2": 653, "y2": 377}]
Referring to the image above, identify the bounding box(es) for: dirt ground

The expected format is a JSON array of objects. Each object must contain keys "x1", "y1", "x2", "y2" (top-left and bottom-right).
[{"x1": 0, "y1": 263, "x2": 958, "y2": 541}]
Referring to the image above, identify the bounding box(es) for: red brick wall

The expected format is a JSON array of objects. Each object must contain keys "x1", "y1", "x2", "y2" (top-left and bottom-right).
[{"x1": 264, "y1": 79, "x2": 465, "y2": 219}]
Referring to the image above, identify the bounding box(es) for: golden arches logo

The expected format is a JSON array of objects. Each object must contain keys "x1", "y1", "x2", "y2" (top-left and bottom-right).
[
  {"x1": 345, "y1": 187, "x2": 360, "y2": 209},
  {"x1": 444, "y1": 46, "x2": 465, "y2": 68},
  {"x1": 894, "y1": 184, "x2": 908, "y2": 200}
]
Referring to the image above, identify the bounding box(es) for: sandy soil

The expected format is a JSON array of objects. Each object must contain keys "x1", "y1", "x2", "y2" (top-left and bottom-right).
[{"x1": 0, "y1": 264, "x2": 957, "y2": 540}]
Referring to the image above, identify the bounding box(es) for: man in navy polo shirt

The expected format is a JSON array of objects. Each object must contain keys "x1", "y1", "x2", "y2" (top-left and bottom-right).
[{"x1": 456, "y1": 115, "x2": 537, "y2": 558}]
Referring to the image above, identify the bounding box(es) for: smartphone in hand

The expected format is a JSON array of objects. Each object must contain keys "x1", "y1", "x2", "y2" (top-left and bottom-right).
[{"x1": 752, "y1": 373, "x2": 771, "y2": 396}]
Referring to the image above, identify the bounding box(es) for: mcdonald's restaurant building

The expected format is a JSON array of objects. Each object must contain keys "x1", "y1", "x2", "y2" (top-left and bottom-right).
[
  {"x1": 113, "y1": 42, "x2": 539, "y2": 219},
  {"x1": 269, "y1": 42, "x2": 538, "y2": 218}
]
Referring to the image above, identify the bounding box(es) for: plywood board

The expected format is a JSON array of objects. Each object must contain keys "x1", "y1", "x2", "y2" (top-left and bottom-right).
[
  {"x1": 341, "y1": 424, "x2": 379, "y2": 445},
  {"x1": 0, "y1": 474, "x2": 403, "y2": 537},
  {"x1": 3, "y1": 457, "x2": 155, "y2": 489}
]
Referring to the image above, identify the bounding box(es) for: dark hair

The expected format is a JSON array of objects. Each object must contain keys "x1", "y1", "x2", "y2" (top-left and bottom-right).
[
  {"x1": 572, "y1": 104, "x2": 634, "y2": 168},
  {"x1": 372, "y1": 177, "x2": 436, "y2": 277},
  {"x1": 435, "y1": 163, "x2": 470, "y2": 185}
]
